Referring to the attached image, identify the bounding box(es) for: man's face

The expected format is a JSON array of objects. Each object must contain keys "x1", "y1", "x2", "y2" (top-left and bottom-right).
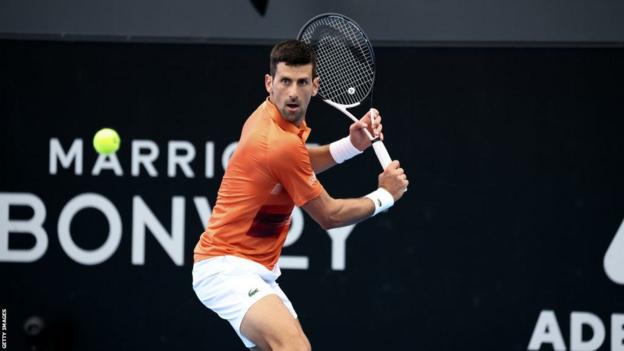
[{"x1": 265, "y1": 62, "x2": 319, "y2": 126}]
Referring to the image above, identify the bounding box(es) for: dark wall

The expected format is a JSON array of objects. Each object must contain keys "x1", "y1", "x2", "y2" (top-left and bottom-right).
[
  {"x1": 2, "y1": 0, "x2": 624, "y2": 44},
  {"x1": 1, "y1": 40, "x2": 623, "y2": 351}
]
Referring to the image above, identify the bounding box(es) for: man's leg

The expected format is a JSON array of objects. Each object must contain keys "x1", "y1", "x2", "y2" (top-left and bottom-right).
[{"x1": 241, "y1": 294, "x2": 311, "y2": 351}]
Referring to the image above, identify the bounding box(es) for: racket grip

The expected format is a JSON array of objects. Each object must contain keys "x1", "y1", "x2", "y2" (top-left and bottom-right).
[{"x1": 372, "y1": 140, "x2": 392, "y2": 169}]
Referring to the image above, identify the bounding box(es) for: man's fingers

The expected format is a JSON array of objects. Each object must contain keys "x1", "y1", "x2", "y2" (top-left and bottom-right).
[
  {"x1": 368, "y1": 109, "x2": 376, "y2": 132},
  {"x1": 350, "y1": 121, "x2": 367, "y2": 131},
  {"x1": 373, "y1": 124, "x2": 383, "y2": 135},
  {"x1": 371, "y1": 113, "x2": 382, "y2": 137},
  {"x1": 387, "y1": 160, "x2": 400, "y2": 170},
  {"x1": 365, "y1": 109, "x2": 380, "y2": 124}
]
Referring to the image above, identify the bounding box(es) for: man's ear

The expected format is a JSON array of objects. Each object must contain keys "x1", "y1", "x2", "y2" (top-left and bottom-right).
[
  {"x1": 312, "y1": 76, "x2": 320, "y2": 96},
  {"x1": 265, "y1": 74, "x2": 273, "y2": 94}
]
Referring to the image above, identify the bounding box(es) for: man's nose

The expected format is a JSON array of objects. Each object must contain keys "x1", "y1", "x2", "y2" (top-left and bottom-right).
[{"x1": 287, "y1": 86, "x2": 299, "y2": 99}]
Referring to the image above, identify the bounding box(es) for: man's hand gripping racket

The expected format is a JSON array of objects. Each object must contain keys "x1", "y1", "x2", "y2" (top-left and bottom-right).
[{"x1": 298, "y1": 13, "x2": 393, "y2": 169}]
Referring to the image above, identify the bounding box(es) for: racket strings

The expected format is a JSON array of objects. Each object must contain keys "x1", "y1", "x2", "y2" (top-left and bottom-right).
[
  {"x1": 317, "y1": 34, "x2": 370, "y2": 102},
  {"x1": 316, "y1": 21, "x2": 373, "y2": 103},
  {"x1": 300, "y1": 16, "x2": 375, "y2": 105}
]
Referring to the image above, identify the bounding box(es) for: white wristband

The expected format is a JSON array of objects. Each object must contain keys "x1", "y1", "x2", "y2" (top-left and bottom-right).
[
  {"x1": 329, "y1": 136, "x2": 362, "y2": 164},
  {"x1": 365, "y1": 188, "x2": 395, "y2": 216}
]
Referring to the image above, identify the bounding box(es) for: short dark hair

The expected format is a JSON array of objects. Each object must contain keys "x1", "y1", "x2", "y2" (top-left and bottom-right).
[{"x1": 269, "y1": 40, "x2": 317, "y2": 77}]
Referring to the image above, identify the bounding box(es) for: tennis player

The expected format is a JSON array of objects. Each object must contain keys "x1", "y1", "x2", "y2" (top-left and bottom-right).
[{"x1": 192, "y1": 40, "x2": 408, "y2": 351}]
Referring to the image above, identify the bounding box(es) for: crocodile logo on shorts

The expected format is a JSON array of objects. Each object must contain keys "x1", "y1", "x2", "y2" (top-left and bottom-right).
[{"x1": 248, "y1": 288, "x2": 260, "y2": 297}]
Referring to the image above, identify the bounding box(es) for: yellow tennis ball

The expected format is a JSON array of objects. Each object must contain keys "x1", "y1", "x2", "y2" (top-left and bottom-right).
[{"x1": 93, "y1": 128, "x2": 121, "y2": 155}]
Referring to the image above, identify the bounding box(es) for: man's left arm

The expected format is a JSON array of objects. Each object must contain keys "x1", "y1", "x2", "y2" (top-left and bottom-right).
[{"x1": 308, "y1": 108, "x2": 383, "y2": 174}]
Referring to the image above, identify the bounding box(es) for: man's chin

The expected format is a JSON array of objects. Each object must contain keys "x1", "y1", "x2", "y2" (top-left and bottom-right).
[{"x1": 281, "y1": 109, "x2": 303, "y2": 123}]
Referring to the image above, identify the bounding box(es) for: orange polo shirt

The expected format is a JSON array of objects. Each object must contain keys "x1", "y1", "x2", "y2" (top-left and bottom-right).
[{"x1": 193, "y1": 99, "x2": 323, "y2": 269}]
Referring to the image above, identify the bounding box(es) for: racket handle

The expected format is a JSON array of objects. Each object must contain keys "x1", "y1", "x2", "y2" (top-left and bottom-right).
[{"x1": 372, "y1": 140, "x2": 392, "y2": 169}]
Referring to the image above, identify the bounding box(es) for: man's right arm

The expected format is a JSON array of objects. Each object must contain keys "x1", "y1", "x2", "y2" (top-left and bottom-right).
[
  {"x1": 302, "y1": 189, "x2": 375, "y2": 229},
  {"x1": 302, "y1": 160, "x2": 409, "y2": 229}
]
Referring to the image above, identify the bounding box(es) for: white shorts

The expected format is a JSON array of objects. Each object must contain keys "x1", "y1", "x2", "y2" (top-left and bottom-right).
[{"x1": 192, "y1": 255, "x2": 297, "y2": 348}]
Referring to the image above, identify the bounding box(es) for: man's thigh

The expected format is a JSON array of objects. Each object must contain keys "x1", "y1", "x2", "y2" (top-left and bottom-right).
[
  {"x1": 193, "y1": 257, "x2": 291, "y2": 348},
  {"x1": 240, "y1": 294, "x2": 310, "y2": 351}
]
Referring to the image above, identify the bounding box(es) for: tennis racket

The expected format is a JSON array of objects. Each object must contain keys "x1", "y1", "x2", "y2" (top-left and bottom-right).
[{"x1": 297, "y1": 13, "x2": 392, "y2": 169}]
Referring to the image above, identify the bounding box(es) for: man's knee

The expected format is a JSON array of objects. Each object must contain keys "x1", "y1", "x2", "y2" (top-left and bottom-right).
[
  {"x1": 292, "y1": 335, "x2": 311, "y2": 351},
  {"x1": 301, "y1": 336, "x2": 312, "y2": 351},
  {"x1": 268, "y1": 328, "x2": 311, "y2": 351},
  {"x1": 272, "y1": 340, "x2": 311, "y2": 351}
]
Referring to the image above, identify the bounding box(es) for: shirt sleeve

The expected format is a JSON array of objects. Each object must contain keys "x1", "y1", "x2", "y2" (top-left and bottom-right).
[{"x1": 268, "y1": 136, "x2": 323, "y2": 206}]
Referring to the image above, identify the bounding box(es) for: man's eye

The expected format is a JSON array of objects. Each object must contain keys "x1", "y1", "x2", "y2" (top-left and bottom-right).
[
  {"x1": 298, "y1": 80, "x2": 309, "y2": 86},
  {"x1": 281, "y1": 79, "x2": 290, "y2": 84}
]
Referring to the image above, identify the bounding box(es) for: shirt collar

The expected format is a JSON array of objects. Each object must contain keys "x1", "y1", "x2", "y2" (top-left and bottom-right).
[{"x1": 263, "y1": 98, "x2": 311, "y2": 141}]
